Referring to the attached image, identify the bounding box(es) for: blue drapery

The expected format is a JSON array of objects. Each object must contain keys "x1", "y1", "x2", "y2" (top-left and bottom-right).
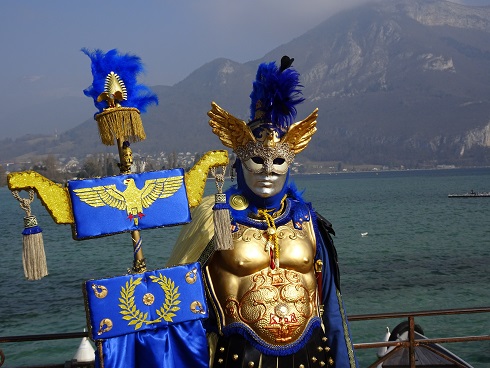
[
  {"x1": 95, "y1": 320, "x2": 209, "y2": 368},
  {"x1": 85, "y1": 263, "x2": 209, "y2": 368}
]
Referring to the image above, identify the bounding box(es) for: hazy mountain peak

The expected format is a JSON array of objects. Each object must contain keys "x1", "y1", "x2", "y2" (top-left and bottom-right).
[
  {"x1": 2, "y1": 0, "x2": 489, "y2": 168},
  {"x1": 379, "y1": 0, "x2": 490, "y2": 31}
]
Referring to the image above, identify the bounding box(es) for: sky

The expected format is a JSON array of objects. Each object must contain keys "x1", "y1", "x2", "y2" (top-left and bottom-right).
[{"x1": 1, "y1": 0, "x2": 489, "y2": 140}]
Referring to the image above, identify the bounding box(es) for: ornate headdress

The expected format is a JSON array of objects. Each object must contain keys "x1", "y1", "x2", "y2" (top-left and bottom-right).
[
  {"x1": 208, "y1": 56, "x2": 318, "y2": 167},
  {"x1": 82, "y1": 48, "x2": 158, "y2": 146}
]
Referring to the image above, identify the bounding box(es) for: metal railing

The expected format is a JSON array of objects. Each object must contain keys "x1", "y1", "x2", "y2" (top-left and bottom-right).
[
  {"x1": 0, "y1": 332, "x2": 93, "y2": 368},
  {"x1": 1, "y1": 307, "x2": 489, "y2": 368},
  {"x1": 350, "y1": 306, "x2": 490, "y2": 368}
]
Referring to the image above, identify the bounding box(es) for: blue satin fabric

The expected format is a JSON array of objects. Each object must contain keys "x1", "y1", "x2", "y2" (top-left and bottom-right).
[
  {"x1": 85, "y1": 263, "x2": 209, "y2": 368},
  {"x1": 96, "y1": 320, "x2": 209, "y2": 368}
]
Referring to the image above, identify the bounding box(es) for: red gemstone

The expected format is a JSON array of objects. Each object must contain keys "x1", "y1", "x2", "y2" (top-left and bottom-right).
[{"x1": 269, "y1": 248, "x2": 275, "y2": 269}]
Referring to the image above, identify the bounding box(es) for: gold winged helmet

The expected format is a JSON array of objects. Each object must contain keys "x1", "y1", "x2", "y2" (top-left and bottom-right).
[
  {"x1": 208, "y1": 101, "x2": 318, "y2": 155},
  {"x1": 73, "y1": 176, "x2": 183, "y2": 225},
  {"x1": 207, "y1": 56, "x2": 318, "y2": 164}
]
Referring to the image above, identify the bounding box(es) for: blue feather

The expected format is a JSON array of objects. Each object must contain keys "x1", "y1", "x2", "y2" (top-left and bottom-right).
[
  {"x1": 249, "y1": 58, "x2": 304, "y2": 134},
  {"x1": 82, "y1": 48, "x2": 158, "y2": 114}
]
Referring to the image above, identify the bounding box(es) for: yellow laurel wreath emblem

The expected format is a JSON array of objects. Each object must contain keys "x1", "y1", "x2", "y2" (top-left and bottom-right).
[{"x1": 119, "y1": 274, "x2": 181, "y2": 330}]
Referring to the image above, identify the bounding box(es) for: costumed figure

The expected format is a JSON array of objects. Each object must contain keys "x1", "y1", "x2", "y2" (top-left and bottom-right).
[{"x1": 167, "y1": 56, "x2": 358, "y2": 367}]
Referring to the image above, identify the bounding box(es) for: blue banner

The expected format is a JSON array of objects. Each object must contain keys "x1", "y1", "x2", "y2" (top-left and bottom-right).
[
  {"x1": 84, "y1": 263, "x2": 209, "y2": 368},
  {"x1": 68, "y1": 169, "x2": 191, "y2": 239}
]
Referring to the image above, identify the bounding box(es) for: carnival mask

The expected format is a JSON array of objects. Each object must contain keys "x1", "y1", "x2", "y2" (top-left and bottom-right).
[{"x1": 207, "y1": 57, "x2": 318, "y2": 198}]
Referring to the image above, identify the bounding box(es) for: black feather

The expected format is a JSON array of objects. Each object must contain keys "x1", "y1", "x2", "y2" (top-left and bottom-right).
[{"x1": 279, "y1": 56, "x2": 294, "y2": 72}]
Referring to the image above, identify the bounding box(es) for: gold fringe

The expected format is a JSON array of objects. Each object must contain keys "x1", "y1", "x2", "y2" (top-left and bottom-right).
[{"x1": 95, "y1": 107, "x2": 146, "y2": 146}]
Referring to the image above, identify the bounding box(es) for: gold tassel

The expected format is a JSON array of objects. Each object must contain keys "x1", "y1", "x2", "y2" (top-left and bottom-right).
[
  {"x1": 211, "y1": 166, "x2": 233, "y2": 250},
  {"x1": 94, "y1": 107, "x2": 146, "y2": 146},
  {"x1": 12, "y1": 190, "x2": 48, "y2": 280}
]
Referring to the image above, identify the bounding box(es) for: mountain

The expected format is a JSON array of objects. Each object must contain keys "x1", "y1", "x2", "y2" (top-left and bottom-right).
[{"x1": 2, "y1": 0, "x2": 490, "y2": 168}]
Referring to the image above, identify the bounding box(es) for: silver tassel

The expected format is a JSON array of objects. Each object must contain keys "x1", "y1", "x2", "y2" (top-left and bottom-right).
[
  {"x1": 211, "y1": 166, "x2": 233, "y2": 250},
  {"x1": 12, "y1": 190, "x2": 48, "y2": 280}
]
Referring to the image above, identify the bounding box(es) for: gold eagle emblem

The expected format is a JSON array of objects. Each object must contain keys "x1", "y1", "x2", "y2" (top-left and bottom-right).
[{"x1": 73, "y1": 176, "x2": 184, "y2": 225}]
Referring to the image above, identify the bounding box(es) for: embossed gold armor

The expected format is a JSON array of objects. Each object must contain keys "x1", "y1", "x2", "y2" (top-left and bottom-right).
[{"x1": 206, "y1": 215, "x2": 320, "y2": 347}]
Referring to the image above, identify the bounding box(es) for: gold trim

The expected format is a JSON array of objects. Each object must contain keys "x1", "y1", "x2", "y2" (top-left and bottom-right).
[{"x1": 336, "y1": 289, "x2": 356, "y2": 367}]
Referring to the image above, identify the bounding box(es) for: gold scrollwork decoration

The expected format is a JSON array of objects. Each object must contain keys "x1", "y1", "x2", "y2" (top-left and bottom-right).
[
  {"x1": 92, "y1": 284, "x2": 108, "y2": 299},
  {"x1": 190, "y1": 300, "x2": 206, "y2": 314},
  {"x1": 98, "y1": 318, "x2": 113, "y2": 335},
  {"x1": 119, "y1": 274, "x2": 181, "y2": 330},
  {"x1": 185, "y1": 268, "x2": 198, "y2": 284}
]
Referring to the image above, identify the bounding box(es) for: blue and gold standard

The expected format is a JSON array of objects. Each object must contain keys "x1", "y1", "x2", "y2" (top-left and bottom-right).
[
  {"x1": 68, "y1": 169, "x2": 191, "y2": 239},
  {"x1": 84, "y1": 262, "x2": 209, "y2": 368}
]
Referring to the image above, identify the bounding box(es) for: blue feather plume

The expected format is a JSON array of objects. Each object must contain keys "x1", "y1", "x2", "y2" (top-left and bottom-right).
[
  {"x1": 249, "y1": 57, "x2": 304, "y2": 134},
  {"x1": 82, "y1": 48, "x2": 158, "y2": 114}
]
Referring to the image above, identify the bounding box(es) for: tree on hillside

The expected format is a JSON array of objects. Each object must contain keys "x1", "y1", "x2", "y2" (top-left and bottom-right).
[
  {"x1": 77, "y1": 154, "x2": 120, "y2": 178},
  {"x1": 77, "y1": 156, "x2": 103, "y2": 178},
  {"x1": 31, "y1": 155, "x2": 67, "y2": 183}
]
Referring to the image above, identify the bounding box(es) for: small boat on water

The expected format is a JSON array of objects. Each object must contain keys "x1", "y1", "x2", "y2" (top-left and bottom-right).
[
  {"x1": 375, "y1": 321, "x2": 474, "y2": 367},
  {"x1": 448, "y1": 190, "x2": 490, "y2": 198}
]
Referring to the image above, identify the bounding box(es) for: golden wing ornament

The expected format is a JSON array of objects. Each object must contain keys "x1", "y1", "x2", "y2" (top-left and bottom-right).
[
  {"x1": 208, "y1": 102, "x2": 256, "y2": 150},
  {"x1": 282, "y1": 108, "x2": 318, "y2": 154},
  {"x1": 140, "y1": 176, "x2": 184, "y2": 208},
  {"x1": 73, "y1": 185, "x2": 126, "y2": 210}
]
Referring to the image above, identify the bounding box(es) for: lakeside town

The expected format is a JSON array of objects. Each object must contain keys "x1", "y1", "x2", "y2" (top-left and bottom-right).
[{"x1": 0, "y1": 150, "x2": 461, "y2": 187}]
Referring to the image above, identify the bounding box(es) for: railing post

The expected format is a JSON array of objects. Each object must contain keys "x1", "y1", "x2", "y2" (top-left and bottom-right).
[{"x1": 409, "y1": 316, "x2": 416, "y2": 368}]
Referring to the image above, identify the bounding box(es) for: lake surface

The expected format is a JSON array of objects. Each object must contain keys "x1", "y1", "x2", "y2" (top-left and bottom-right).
[{"x1": 1, "y1": 168, "x2": 489, "y2": 366}]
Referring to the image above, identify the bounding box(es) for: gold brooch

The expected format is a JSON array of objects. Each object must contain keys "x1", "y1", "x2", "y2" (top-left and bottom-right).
[{"x1": 230, "y1": 194, "x2": 249, "y2": 211}]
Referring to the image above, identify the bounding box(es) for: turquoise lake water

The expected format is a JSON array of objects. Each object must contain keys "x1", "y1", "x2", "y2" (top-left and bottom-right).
[{"x1": 1, "y1": 168, "x2": 489, "y2": 367}]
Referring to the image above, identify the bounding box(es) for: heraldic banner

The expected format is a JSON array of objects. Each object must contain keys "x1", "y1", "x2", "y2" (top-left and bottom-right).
[
  {"x1": 84, "y1": 262, "x2": 209, "y2": 368},
  {"x1": 68, "y1": 169, "x2": 191, "y2": 239}
]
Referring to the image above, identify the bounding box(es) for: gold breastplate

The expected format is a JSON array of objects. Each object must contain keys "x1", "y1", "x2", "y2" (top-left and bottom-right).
[{"x1": 206, "y1": 218, "x2": 320, "y2": 348}]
